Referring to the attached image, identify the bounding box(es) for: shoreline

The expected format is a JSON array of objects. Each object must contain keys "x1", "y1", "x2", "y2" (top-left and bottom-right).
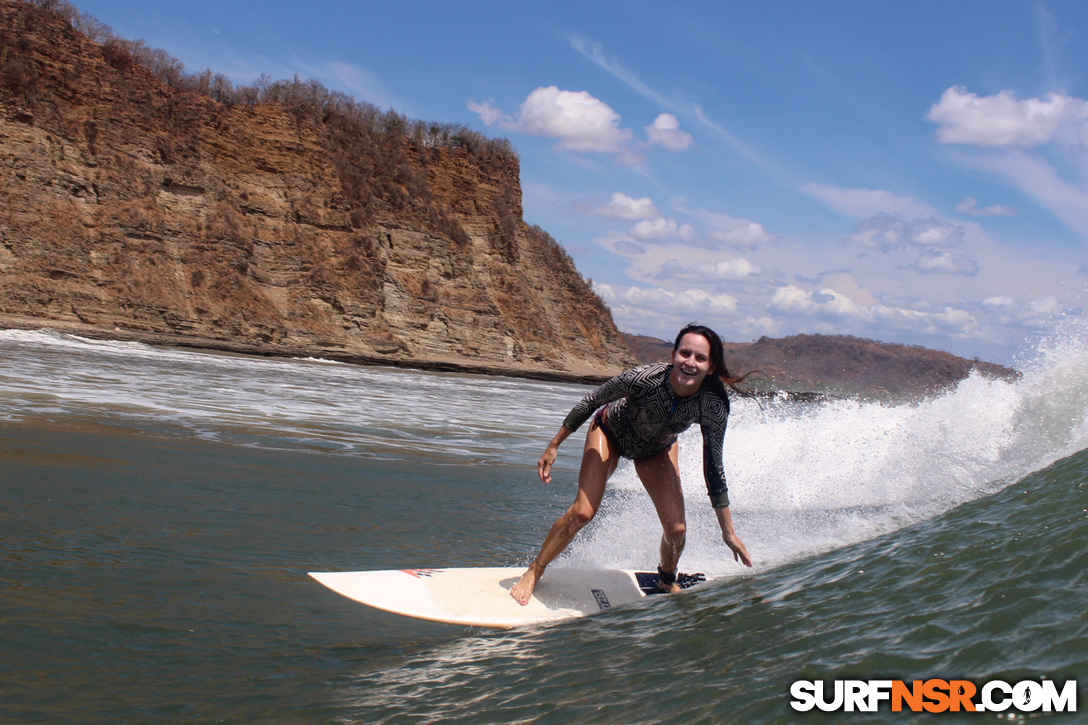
[
  {"x1": 0, "y1": 316, "x2": 616, "y2": 386},
  {"x1": 0, "y1": 316, "x2": 831, "y2": 402}
]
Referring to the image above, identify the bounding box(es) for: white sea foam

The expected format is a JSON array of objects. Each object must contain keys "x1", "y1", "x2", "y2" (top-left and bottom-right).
[
  {"x1": 0, "y1": 328, "x2": 586, "y2": 465},
  {"x1": 569, "y1": 319, "x2": 1088, "y2": 576}
]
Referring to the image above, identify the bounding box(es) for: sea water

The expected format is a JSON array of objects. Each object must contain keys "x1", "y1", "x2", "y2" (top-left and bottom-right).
[{"x1": 0, "y1": 326, "x2": 1085, "y2": 723}]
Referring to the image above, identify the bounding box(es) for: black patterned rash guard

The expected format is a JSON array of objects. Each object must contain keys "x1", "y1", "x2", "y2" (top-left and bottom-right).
[{"x1": 561, "y1": 362, "x2": 732, "y2": 508}]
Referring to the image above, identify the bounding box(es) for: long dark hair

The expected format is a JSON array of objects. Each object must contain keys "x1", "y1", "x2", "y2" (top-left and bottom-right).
[{"x1": 672, "y1": 323, "x2": 751, "y2": 395}]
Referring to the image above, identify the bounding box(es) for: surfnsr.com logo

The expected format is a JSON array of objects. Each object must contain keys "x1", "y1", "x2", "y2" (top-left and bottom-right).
[{"x1": 790, "y1": 679, "x2": 1077, "y2": 713}]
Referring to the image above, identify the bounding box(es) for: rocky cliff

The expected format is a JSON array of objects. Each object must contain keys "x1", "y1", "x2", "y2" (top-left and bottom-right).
[{"x1": 0, "y1": 0, "x2": 637, "y2": 381}]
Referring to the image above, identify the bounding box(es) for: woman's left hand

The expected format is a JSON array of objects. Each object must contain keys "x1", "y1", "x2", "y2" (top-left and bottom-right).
[
  {"x1": 714, "y1": 505, "x2": 753, "y2": 568},
  {"x1": 722, "y1": 531, "x2": 752, "y2": 567}
]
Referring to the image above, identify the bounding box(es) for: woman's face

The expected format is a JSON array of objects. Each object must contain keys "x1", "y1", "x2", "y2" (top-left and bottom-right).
[{"x1": 670, "y1": 332, "x2": 714, "y2": 396}]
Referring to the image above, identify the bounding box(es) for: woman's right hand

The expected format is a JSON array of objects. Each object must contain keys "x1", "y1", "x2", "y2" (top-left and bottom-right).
[
  {"x1": 537, "y1": 426, "x2": 578, "y2": 483},
  {"x1": 537, "y1": 444, "x2": 558, "y2": 484},
  {"x1": 537, "y1": 426, "x2": 573, "y2": 484}
]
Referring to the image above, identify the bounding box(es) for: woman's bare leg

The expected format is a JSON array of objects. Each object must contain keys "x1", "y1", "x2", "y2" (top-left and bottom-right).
[
  {"x1": 510, "y1": 426, "x2": 619, "y2": 605},
  {"x1": 634, "y1": 442, "x2": 686, "y2": 593}
]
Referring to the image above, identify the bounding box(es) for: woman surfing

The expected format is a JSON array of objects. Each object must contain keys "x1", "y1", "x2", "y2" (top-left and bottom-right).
[{"x1": 511, "y1": 323, "x2": 753, "y2": 606}]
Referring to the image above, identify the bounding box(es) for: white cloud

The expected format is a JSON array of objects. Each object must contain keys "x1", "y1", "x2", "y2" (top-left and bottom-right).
[
  {"x1": 910, "y1": 249, "x2": 980, "y2": 276},
  {"x1": 593, "y1": 284, "x2": 741, "y2": 340},
  {"x1": 592, "y1": 192, "x2": 659, "y2": 220},
  {"x1": 595, "y1": 282, "x2": 739, "y2": 318},
  {"x1": 644, "y1": 113, "x2": 693, "y2": 150},
  {"x1": 911, "y1": 222, "x2": 960, "y2": 248},
  {"x1": 983, "y1": 295, "x2": 1016, "y2": 309},
  {"x1": 850, "y1": 215, "x2": 960, "y2": 251},
  {"x1": 926, "y1": 86, "x2": 1088, "y2": 148},
  {"x1": 955, "y1": 197, "x2": 1015, "y2": 217},
  {"x1": 518, "y1": 87, "x2": 631, "y2": 152},
  {"x1": 771, "y1": 286, "x2": 860, "y2": 320},
  {"x1": 656, "y1": 257, "x2": 760, "y2": 283},
  {"x1": 708, "y1": 258, "x2": 760, "y2": 280},
  {"x1": 804, "y1": 184, "x2": 938, "y2": 219},
  {"x1": 983, "y1": 295, "x2": 1061, "y2": 327},
  {"x1": 848, "y1": 215, "x2": 981, "y2": 277},
  {"x1": 769, "y1": 285, "x2": 979, "y2": 336},
  {"x1": 927, "y1": 307, "x2": 979, "y2": 334},
  {"x1": 588, "y1": 198, "x2": 772, "y2": 278},
  {"x1": 739, "y1": 316, "x2": 783, "y2": 338},
  {"x1": 711, "y1": 222, "x2": 773, "y2": 249},
  {"x1": 630, "y1": 217, "x2": 696, "y2": 242},
  {"x1": 469, "y1": 86, "x2": 634, "y2": 157},
  {"x1": 701, "y1": 213, "x2": 774, "y2": 249},
  {"x1": 927, "y1": 86, "x2": 1088, "y2": 238},
  {"x1": 674, "y1": 205, "x2": 777, "y2": 250}
]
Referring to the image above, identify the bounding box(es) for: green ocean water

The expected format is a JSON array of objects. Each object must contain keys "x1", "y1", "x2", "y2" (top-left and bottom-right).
[{"x1": 1, "y1": 329, "x2": 1086, "y2": 723}]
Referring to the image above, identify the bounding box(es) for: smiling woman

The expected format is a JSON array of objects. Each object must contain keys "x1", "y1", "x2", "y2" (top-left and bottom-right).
[{"x1": 509, "y1": 323, "x2": 755, "y2": 605}]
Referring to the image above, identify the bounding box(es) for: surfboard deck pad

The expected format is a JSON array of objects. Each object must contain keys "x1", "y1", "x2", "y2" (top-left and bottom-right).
[{"x1": 309, "y1": 567, "x2": 708, "y2": 628}]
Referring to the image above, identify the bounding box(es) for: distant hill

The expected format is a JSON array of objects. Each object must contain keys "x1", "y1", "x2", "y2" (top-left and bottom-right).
[{"x1": 621, "y1": 332, "x2": 1020, "y2": 398}]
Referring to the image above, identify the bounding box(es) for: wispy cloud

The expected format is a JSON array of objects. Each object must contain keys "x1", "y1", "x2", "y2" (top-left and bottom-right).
[
  {"x1": 951, "y1": 148, "x2": 1088, "y2": 239},
  {"x1": 298, "y1": 59, "x2": 405, "y2": 112},
  {"x1": 567, "y1": 34, "x2": 774, "y2": 173},
  {"x1": 955, "y1": 197, "x2": 1016, "y2": 217},
  {"x1": 589, "y1": 192, "x2": 774, "y2": 254},
  {"x1": 804, "y1": 184, "x2": 939, "y2": 219},
  {"x1": 927, "y1": 85, "x2": 1088, "y2": 238},
  {"x1": 803, "y1": 184, "x2": 985, "y2": 278},
  {"x1": 567, "y1": 35, "x2": 673, "y2": 108}
]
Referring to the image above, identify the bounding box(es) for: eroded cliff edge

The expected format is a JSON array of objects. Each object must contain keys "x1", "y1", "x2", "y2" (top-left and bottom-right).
[{"x1": 0, "y1": 1, "x2": 637, "y2": 382}]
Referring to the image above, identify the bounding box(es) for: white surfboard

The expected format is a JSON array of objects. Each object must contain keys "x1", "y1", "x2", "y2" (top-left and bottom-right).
[{"x1": 308, "y1": 567, "x2": 708, "y2": 628}]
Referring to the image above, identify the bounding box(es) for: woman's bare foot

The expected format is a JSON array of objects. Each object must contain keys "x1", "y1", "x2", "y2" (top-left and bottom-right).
[
  {"x1": 510, "y1": 561, "x2": 544, "y2": 606},
  {"x1": 657, "y1": 580, "x2": 682, "y2": 594}
]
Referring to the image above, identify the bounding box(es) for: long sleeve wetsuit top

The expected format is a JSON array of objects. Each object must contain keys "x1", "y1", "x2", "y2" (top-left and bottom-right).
[{"x1": 561, "y1": 362, "x2": 732, "y2": 507}]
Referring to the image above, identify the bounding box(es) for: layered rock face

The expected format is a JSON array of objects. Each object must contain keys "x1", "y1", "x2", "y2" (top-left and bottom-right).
[{"x1": 0, "y1": 1, "x2": 636, "y2": 380}]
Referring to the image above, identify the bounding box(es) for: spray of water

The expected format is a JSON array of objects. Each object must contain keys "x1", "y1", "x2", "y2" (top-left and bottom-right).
[{"x1": 565, "y1": 319, "x2": 1088, "y2": 577}]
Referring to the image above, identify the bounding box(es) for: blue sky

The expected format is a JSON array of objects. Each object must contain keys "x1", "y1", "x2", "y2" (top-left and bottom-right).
[{"x1": 71, "y1": 1, "x2": 1088, "y2": 365}]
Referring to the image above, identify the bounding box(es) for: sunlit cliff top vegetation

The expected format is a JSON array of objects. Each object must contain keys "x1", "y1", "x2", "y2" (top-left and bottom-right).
[{"x1": 8, "y1": 0, "x2": 517, "y2": 162}]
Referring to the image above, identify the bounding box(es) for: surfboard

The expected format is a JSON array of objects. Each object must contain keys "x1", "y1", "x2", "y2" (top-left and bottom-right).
[{"x1": 308, "y1": 567, "x2": 708, "y2": 628}]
